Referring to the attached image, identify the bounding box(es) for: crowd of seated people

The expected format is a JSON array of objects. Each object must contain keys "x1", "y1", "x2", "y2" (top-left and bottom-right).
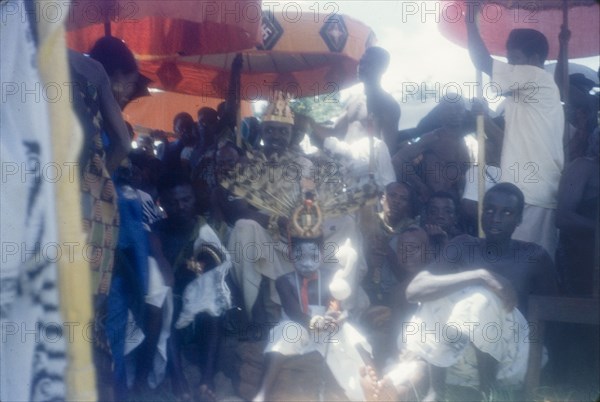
[{"x1": 64, "y1": 10, "x2": 598, "y2": 401}]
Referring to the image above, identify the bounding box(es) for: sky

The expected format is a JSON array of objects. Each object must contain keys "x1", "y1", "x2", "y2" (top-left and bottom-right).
[{"x1": 287, "y1": 1, "x2": 599, "y2": 128}]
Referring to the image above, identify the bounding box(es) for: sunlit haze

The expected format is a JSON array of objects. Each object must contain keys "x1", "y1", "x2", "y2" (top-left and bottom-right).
[{"x1": 283, "y1": 1, "x2": 599, "y2": 128}]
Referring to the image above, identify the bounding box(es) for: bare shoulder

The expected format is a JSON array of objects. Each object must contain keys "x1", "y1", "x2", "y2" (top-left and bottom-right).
[{"x1": 510, "y1": 239, "x2": 551, "y2": 267}]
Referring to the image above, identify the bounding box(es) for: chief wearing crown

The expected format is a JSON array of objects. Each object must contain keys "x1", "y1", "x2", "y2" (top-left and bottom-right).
[
  {"x1": 220, "y1": 91, "x2": 379, "y2": 401},
  {"x1": 225, "y1": 91, "x2": 316, "y2": 329}
]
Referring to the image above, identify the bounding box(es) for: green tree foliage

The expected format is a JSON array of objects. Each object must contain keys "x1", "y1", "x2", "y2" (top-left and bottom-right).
[{"x1": 290, "y1": 95, "x2": 345, "y2": 125}]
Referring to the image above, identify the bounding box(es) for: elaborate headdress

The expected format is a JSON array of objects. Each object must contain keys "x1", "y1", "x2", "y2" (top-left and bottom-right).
[
  {"x1": 220, "y1": 150, "x2": 378, "y2": 232},
  {"x1": 262, "y1": 90, "x2": 294, "y2": 125},
  {"x1": 287, "y1": 192, "x2": 323, "y2": 240}
]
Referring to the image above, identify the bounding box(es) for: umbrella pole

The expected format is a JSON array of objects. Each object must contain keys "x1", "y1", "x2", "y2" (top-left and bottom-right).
[
  {"x1": 367, "y1": 114, "x2": 375, "y2": 181},
  {"x1": 561, "y1": 0, "x2": 570, "y2": 162},
  {"x1": 235, "y1": 70, "x2": 241, "y2": 147},
  {"x1": 476, "y1": 69, "x2": 486, "y2": 238},
  {"x1": 231, "y1": 53, "x2": 242, "y2": 147}
]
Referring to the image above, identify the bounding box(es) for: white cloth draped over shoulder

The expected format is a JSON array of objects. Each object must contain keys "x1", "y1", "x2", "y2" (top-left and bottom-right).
[{"x1": 175, "y1": 222, "x2": 233, "y2": 329}]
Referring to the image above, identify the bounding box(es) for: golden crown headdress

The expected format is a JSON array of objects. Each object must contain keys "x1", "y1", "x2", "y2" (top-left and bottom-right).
[{"x1": 262, "y1": 90, "x2": 294, "y2": 125}]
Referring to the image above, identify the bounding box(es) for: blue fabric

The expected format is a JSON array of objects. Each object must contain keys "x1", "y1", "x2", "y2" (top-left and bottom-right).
[
  {"x1": 106, "y1": 185, "x2": 151, "y2": 398},
  {"x1": 101, "y1": 131, "x2": 110, "y2": 149},
  {"x1": 116, "y1": 184, "x2": 149, "y2": 295},
  {"x1": 106, "y1": 273, "x2": 129, "y2": 400}
]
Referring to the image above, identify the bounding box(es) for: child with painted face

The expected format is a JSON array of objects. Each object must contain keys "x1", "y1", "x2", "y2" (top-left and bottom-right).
[
  {"x1": 278, "y1": 238, "x2": 332, "y2": 328},
  {"x1": 253, "y1": 236, "x2": 335, "y2": 402}
]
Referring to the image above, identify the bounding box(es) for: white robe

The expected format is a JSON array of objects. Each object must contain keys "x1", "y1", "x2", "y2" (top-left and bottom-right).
[{"x1": 401, "y1": 286, "x2": 529, "y2": 388}]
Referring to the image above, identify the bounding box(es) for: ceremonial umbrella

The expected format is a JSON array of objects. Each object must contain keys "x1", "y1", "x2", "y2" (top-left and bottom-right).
[
  {"x1": 123, "y1": 91, "x2": 253, "y2": 134},
  {"x1": 438, "y1": 0, "x2": 599, "y2": 104},
  {"x1": 135, "y1": 10, "x2": 376, "y2": 100},
  {"x1": 438, "y1": 0, "x2": 599, "y2": 60},
  {"x1": 66, "y1": 0, "x2": 263, "y2": 57},
  {"x1": 437, "y1": 0, "x2": 599, "y2": 234}
]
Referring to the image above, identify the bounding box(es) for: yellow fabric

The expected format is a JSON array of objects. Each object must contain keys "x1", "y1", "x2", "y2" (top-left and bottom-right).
[
  {"x1": 270, "y1": 12, "x2": 375, "y2": 58},
  {"x1": 36, "y1": 1, "x2": 97, "y2": 400}
]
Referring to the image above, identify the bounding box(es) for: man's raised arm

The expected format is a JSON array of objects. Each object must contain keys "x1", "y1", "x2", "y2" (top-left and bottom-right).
[{"x1": 465, "y1": 3, "x2": 493, "y2": 76}]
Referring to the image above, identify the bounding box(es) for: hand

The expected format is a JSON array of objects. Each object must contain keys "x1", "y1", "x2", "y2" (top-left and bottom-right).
[
  {"x1": 232, "y1": 53, "x2": 243, "y2": 72},
  {"x1": 558, "y1": 25, "x2": 571, "y2": 44},
  {"x1": 470, "y1": 98, "x2": 489, "y2": 116},
  {"x1": 309, "y1": 314, "x2": 338, "y2": 331},
  {"x1": 186, "y1": 258, "x2": 205, "y2": 275},
  {"x1": 424, "y1": 224, "x2": 448, "y2": 241},
  {"x1": 346, "y1": 98, "x2": 365, "y2": 122},
  {"x1": 479, "y1": 269, "x2": 518, "y2": 312},
  {"x1": 365, "y1": 305, "x2": 391, "y2": 328}
]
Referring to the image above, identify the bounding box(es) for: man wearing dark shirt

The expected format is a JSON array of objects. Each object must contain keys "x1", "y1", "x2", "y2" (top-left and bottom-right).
[{"x1": 361, "y1": 183, "x2": 557, "y2": 401}]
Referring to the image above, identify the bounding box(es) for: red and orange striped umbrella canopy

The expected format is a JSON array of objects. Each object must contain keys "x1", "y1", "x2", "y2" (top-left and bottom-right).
[
  {"x1": 134, "y1": 10, "x2": 376, "y2": 99},
  {"x1": 438, "y1": 0, "x2": 599, "y2": 59},
  {"x1": 66, "y1": 0, "x2": 263, "y2": 57}
]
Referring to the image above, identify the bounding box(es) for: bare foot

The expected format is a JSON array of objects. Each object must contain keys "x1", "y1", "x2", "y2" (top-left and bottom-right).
[
  {"x1": 394, "y1": 358, "x2": 429, "y2": 401},
  {"x1": 359, "y1": 365, "x2": 381, "y2": 401},
  {"x1": 375, "y1": 376, "x2": 400, "y2": 401},
  {"x1": 361, "y1": 352, "x2": 431, "y2": 402},
  {"x1": 359, "y1": 365, "x2": 399, "y2": 401}
]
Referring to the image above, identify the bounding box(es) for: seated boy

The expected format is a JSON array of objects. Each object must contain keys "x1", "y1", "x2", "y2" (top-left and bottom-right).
[
  {"x1": 254, "y1": 201, "x2": 371, "y2": 402},
  {"x1": 361, "y1": 183, "x2": 557, "y2": 401},
  {"x1": 253, "y1": 230, "x2": 334, "y2": 401}
]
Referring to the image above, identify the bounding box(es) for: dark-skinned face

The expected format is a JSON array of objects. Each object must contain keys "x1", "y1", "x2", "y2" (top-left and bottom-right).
[
  {"x1": 174, "y1": 118, "x2": 197, "y2": 145},
  {"x1": 110, "y1": 70, "x2": 139, "y2": 109},
  {"x1": 382, "y1": 182, "x2": 410, "y2": 223},
  {"x1": 425, "y1": 197, "x2": 457, "y2": 232},
  {"x1": 357, "y1": 49, "x2": 384, "y2": 84},
  {"x1": 261, "y1": 121, "x2": 292, "y2": 156},
  {"x1": 439, "y1": 101, "x2": 465, "y2": 129},
  {"x1": 215, "y1": 145, "x2": 239, "y2": 177},
  {"x1": 481, "y1": 191, "x2": 522, "y2": 243},
  {"x1": 161, "y1": 185, "x2": 196, "y2": 222}
]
